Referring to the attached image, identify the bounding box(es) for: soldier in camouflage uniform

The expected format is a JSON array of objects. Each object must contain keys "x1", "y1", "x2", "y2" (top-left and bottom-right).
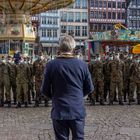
[
  {"x1": 129, "y1": 56, "x2": 140, "y2": 105},
  {"x1": 88, "y1": 55, "x2": 96, "y2": 105},
  {"x1": 103, "y1": 53, "x2": 113, "y2": 101},
  {"x1": 0, "y1": 57, "x2": 5, "y2": 107},
  {"x1": 33, "y1": 53, "x2": 46, "y2": 107},
  {"x1": 7, "y1": 56, "x2": 17, "y2": 105},
  {"x1": 3, "y1": 57, "x2": 11, "y2": 107},
  {"x1": 16, "y1": 57, "x2": 30, "y2": 108},
  {"x1": 123, "y1": 54, "x2": 133, "y2": 102},
  {"x1": 90, "y1": 54, "x2": 104, "y2": 105},
  {"x1": 27, "y1": 57, "x2": 35, "y2": 104},
  {"x1": 108, "y1": 53, "x2": 125, "y2": 105}
]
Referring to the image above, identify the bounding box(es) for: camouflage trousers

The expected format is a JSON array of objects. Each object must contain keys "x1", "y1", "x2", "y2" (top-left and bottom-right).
[
  {"x1": 129, "y1": 81, "x2": 140, "y2": 101},
  {"x1": 123, "y1": 79, "x2": 130, "y2": 100},
  {"x1": 10, "y1": 80, "x2": 17, "y2": 102},
  {"x1": 93, "y1": 80, "x2": 104, "y2": 102},
  {"x1": 35, "y1": 80, "x2": 42, "y2": 102},
  {"x1": 104, "y1": 79, "x2": 110, "y2": 100},
  {"x1": 0, "y1": 78, "x2": 11, "y2": 102},
  {"x1": 28, "y1": 81, "x2": 35, "y2": 101},
  {"x1": 0, "y1": 81, "x2": 4, "y2": 102},
  {"x1": 16, "y1": 83, "x2": 28, "y2": 103},
  {"x1": 109, "y1": 80, "x2": 123, "y2": 102}
]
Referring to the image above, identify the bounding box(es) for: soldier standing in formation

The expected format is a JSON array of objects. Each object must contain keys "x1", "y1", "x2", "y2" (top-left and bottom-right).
[
  {"x1": 7, "y1": 56, "x2": 17, "y2": 105},
  {"x1": 108, "y1": 53, "x2": 125, "y2": 105},
  {"x1": 33, "y1": 52, "x2": 47, "y2": 107},
  {"x1": 16, "y1": 57, "x2": 30, "y2": 108},
  {"x1": 27, "y1": 57, "x2": 35, "y2": 104},
  {"x1": 90, "y1": 54, "x2": 104, "y2": 105},
  {"x1": 0, "y1": 57, "x2": 5, "y2": 107},
  {"x1": 123, "y1": 53, "x2": 133, "y2": 102},
  {"x1": 129, "y1": 55, "x2": 140, "y2": 105},
  {"x1": 103, "y1": 53, "x2": 113, "y2": 101}
]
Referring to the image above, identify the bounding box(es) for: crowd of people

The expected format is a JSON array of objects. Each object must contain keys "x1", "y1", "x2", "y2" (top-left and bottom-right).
[
  {"x1": 0, "y1": 52, "x2": 48, "y2": 108},
  {"x1": 0, "y1": 51, "x2": 139, "y2": 108},
  {"x1": 88, "y1": 52, "x2": 140, "y2": 105}
]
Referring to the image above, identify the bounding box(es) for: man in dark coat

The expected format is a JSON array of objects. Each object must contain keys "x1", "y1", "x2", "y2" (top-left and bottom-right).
[{"x1": 41, "y1": 35, "x2": 94, "y2": 140}]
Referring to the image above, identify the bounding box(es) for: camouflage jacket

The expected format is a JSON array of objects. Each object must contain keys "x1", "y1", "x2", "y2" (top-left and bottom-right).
[
  {"x1": 16, "y1": 63, "x2": 30, "y2": 84},
  {"x1": 90, "y1": 61, "x2": 104, "y2": 81},
  {"x1": 33, "y1": 59, "x2": 46, "y2": 81},
  {"x1": 129, "y1": 62, "x2": 140, "y2": 83},
  {"x1": 108, "y1": 60, "x2": 125, "y2": 82}
]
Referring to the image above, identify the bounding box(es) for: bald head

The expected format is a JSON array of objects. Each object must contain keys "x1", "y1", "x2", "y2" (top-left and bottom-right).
[{"x1": 59, "y1": 35, "x2": 76, "y2": 53}]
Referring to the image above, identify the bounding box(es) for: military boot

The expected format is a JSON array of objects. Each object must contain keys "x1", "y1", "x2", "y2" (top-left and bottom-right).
[
  {"x1": 44, "y1": 100, "x2": 49, "y2": 107},
  {"x1": 16, "y1": 102, "x2": 21, "y2": 108},
  {"x1": 100, "y1": 100, "x2": 105, "y2": 106},
  {"x1": 14, "y1": 98, "x2": 17, "y2": 105},
  {"x1": 7, "y1": 101, "x2": 11, "y2": 108},
  {"x1": 109, "y1": 100, "x2": 113, "y2": 105},
  {"x1": 128, "y1": 100, "x2": 132, "y2": 105},
  {"x1": 24, "y1": 102, "x2": 28, "y2": 108},
  {"x1": 119, "y1": 101, "x2": 124, "y2": 105},
  {"x1": 138, "y1": 100, "x2": 140, "y2": 105},
  {"x1": 34, "y1": 101, "x2": 39, "y2": 107},
  {"x1": 0, "y1": 99, "x2": 4, "y2": 107}
]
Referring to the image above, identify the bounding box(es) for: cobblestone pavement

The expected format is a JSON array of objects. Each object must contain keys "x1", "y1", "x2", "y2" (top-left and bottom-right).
[{"x1": 0, "y1": 104, "x2": 140, "y2": 140}]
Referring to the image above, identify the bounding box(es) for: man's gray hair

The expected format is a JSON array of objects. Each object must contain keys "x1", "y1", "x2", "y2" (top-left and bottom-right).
[{"x1": 59, "y1": 35, "x2": 76, "y2": 53}]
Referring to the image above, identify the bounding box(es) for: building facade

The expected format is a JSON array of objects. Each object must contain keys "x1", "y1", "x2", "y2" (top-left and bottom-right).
[
  {"x1": 127, "y1": 0, "x2": 140, "y2": 31},
  {"x1": 89, "y1": 0, "x2": 126, "y2": 33},
  {"x1": 39, "y1": 10, "x2": 60, "y2": 56},
  {"x1": 60, "y1": 0, "x2": 89, "y2": 49}
]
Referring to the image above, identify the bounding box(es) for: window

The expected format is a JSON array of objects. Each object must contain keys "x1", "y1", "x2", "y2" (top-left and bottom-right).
[
  {"x1": 90, "y1": 11, "x2": 94, "y2": 18},
  {"x1": 98, "y1": 1, "x2": 102, "y2": 7},
  {"x1": 95, "y1": 0, "x2": 98, "y2": 7},
  {"x1": 112, "y1": 12, "x2": 116, "y2": 19},
  {"x1": 67, "y1": 26, "x2": 74, "y2": 35},
  {"x1": 75, "y1": 26, "x2": 80, "y2": 36},
  {"x1": 82, "y1": 12, "x2": 87, "y2": 22},
  {"x1": 103, "y1": 12, "x2": 106, "y2": 19},
  {"x1": 113, "y1": 2, "x2": 116, "y2": 8},
  {"x1": 122, "y1": 2, "x2": 125, "y2": 8},
  {"x1": 42, "y1": 28, "x2": 46, "y2": 37},
  {"x1": 108, "y1": 12, "x2": 111, "y2": 19},
  {"x1": 61, "y1": 12, "x2": 67, "y2": 22},
  {"x1": 90, "y1": 0, "x2": 94, "y2": 7},
  {"x1": 82, "y1": 26, "x2": 87, "y2": 36},
  {"x1": 117, "y1": 2, "x2": 121, "y2": 8},
  {"x1": 75, "y1": 0, "x2": 80, "y2": 8},
  {"x1": 75, "y1": 12, "x2": 81, "y2": 22},
  {"x1": 68, "y1": 12, "x2": 74, "y2": 22},
  {"x1": 48, "y1": 18, "x2": 52, "y2": 24},
  {"x1": 98, "y1": 11, "x2": 102, "y2": 18},
  {"x1": 61, "y1": 26, "x2": 66, "y2": 33},
  {"x1": 103, "y1": 1, "x2": 107, "y2": 8},
  {"x1": 41, "y1": 17, "x2": 46, "y2": 24},
  {"x1": 82, "y1": 0, "x2": 87, "y2": 8},
  {"x1": 94, "y1": 11, "x2": 98, "y2": 18},
  {"x1": 53, "y1": 18, "x2": 58, "y2": 25},
  {"x1": 108, "y1": 2, "x2": 112, "y2": 8},
  {"x1": 47, "y1": 29, "x2": 52, "y2": 38},
  {"x1": 122, "y1": 13, "x2": 125, "y2": 19},
  {"x1": 53, "y1": 30, "x2": 57, "y2": 37},
  {"x1": 117, "y1": 13, "x2": 121, "y2": 19}
]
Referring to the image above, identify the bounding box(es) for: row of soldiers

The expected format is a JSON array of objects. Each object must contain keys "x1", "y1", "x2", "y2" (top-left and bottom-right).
[
  {"x1": 88, "y1": 52, "x2": 140, "y2": 105},
  {"x1": 0, "y1": 52, "x2": 48, "y2": 108}
]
